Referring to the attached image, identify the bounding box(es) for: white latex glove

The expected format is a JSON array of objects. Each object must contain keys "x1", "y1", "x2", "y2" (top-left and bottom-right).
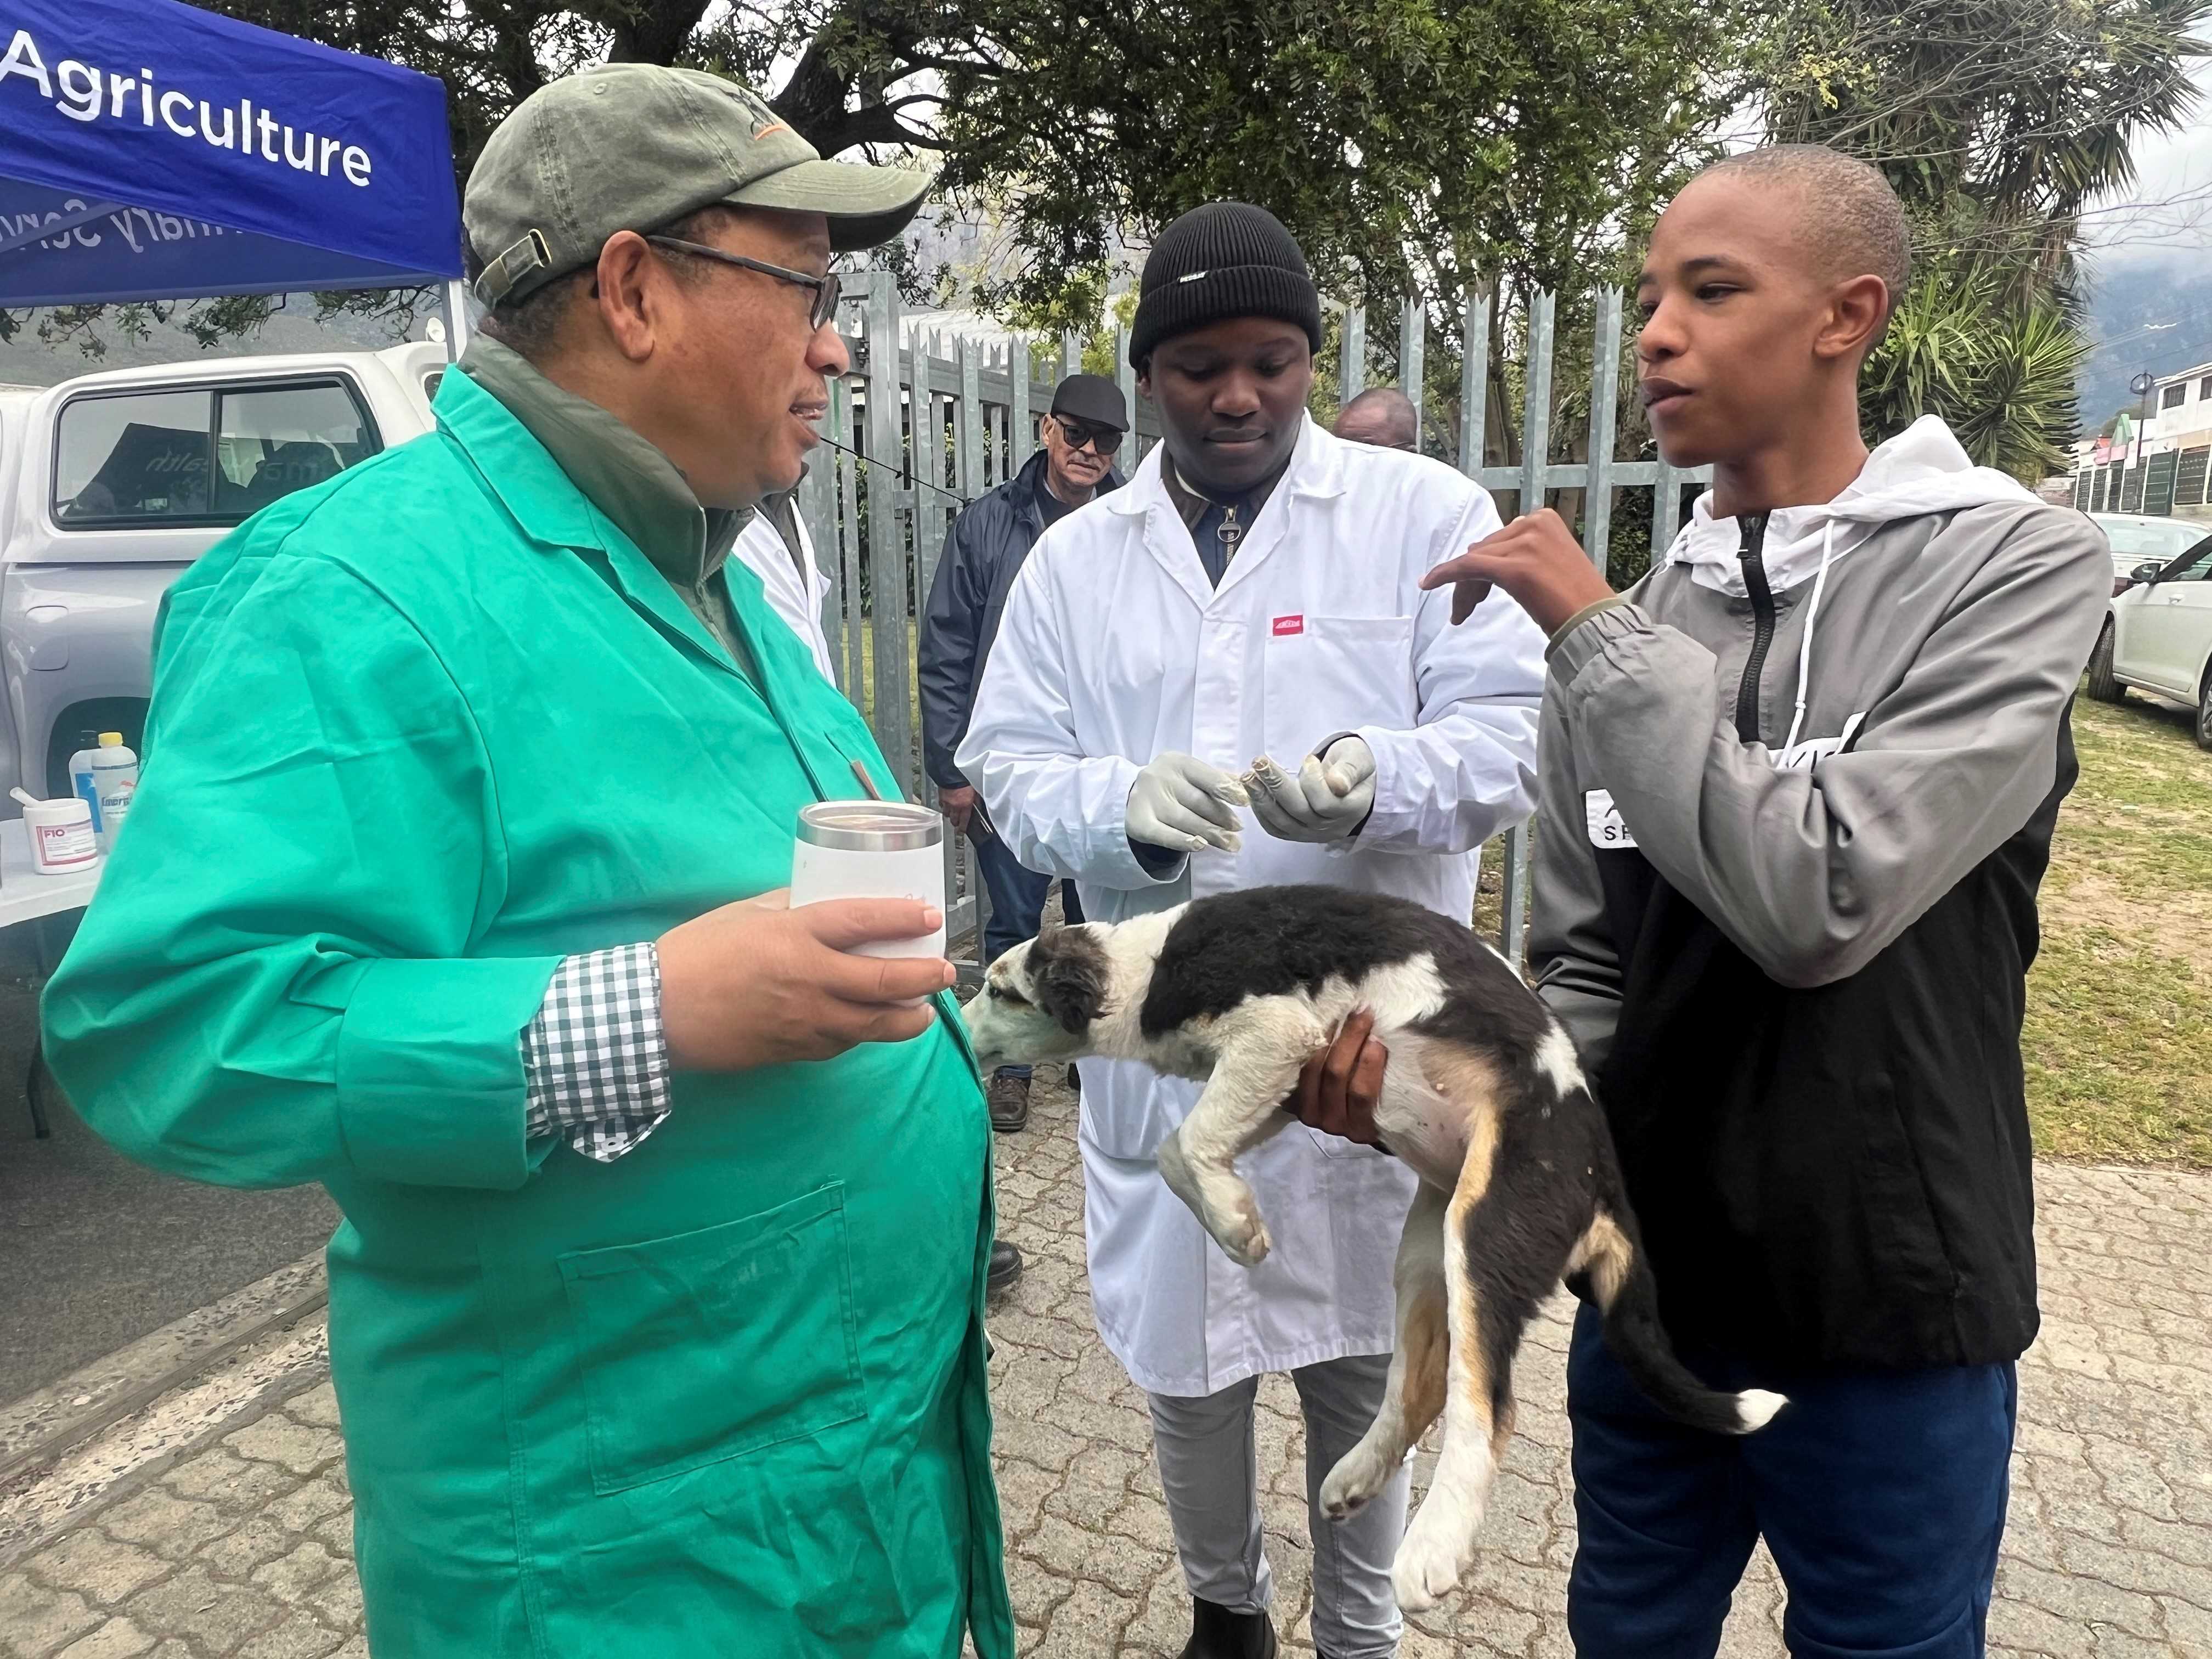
[
  {"x1": 1243, "y1": 736, "x2": 1376, "y2": 844},
  {"x1": 1126, "y1": 752, "x2": 1250, "y2": 855}
]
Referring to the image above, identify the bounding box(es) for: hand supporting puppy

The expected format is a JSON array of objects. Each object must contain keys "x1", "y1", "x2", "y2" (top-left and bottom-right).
[
  {"x1": 1286, "y1": 1008, "x2": 1387, "y2": 1146},
  {"x1": 1243, "y1": 736, "x2": 1375, "y2": 844},
  {"x1": 1127, "y1": 752, "x2": 1250, "y2": 855}
]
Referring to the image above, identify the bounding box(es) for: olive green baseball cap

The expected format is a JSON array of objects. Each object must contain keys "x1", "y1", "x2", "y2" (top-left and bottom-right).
[{"x1": 466, "y1": 63, "x2": 933, "y2": 307}]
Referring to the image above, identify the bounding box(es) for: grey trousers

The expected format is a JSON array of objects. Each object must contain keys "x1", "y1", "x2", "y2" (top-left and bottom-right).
[{"x1": 1147, "y1": 1352, "x2": 1407, "y2": 1659}]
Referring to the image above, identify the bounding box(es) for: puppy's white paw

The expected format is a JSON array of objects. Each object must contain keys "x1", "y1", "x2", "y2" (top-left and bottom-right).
[
  {"x1": 1319, "y1": 1440, "x2": 1397, "y2": 1521},
  {"x1": 1214, "y1": 1195, "x2": 1271, "y2": 1268},
  {"x1": 1158, "y1": 1134, "x2": 1272, "y2": 1267},
  {"x1": 1392, "y1": 1497, "x2": 1480, "y2": 1612}
]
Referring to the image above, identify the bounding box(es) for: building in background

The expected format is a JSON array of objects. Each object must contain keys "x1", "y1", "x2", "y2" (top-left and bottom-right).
[{"x1": 2072, "y1": 360, "x2": 2212, "y2": 523}]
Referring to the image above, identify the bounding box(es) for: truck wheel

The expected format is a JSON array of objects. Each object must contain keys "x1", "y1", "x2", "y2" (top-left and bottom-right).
[{"x1": 2086, "y1": 622, "x2": 2125, "y2": 704}]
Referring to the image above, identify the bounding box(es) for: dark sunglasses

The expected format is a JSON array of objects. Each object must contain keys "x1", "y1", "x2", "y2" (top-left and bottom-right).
[
  {"x1": 1051, "y1": 414, "x2": 1123, "y2": 456},
  {"x1": 644, "y1": 235, "x2": 842, "y2": 330}
]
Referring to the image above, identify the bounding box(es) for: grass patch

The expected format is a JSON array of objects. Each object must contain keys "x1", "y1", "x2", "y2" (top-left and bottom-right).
[{"x1": 2024, "y1": 690, "x2": 2212, "y2": 1166}]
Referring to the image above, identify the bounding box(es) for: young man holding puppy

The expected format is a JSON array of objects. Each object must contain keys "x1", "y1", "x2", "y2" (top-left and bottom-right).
[
  {"x1": 962, "y1": 202, "x2": 1546, "y2": 1659},
  {"x1": 1424, "y1": 146, "x2": 2109, "y2": 1656}
]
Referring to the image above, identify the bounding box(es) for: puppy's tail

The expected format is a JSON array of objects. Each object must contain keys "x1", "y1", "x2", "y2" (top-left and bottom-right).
[{"x1": 1572, "y1": 1136, "x2": 1786, "y2": 1436}]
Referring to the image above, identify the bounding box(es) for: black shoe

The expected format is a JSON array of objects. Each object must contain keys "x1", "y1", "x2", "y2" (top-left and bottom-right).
[
  {"x1": 986, "y1": 1240, "x2": 1023, "y2": 1297},
  {"x1": 1177, "y1": 1598, "x2": 1277, "y2": 1659},
  {"x1": 988, "y1": 1070, "x2": 1031, "y2": 1133},
  {"x1": 1067, "y1": 1060, "x2": 1081, "y2": 1100}
]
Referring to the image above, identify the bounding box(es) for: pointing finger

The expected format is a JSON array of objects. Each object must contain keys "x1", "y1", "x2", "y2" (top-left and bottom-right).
[{"x1": 1451, "y1": 578, "x2": 1494, "y2": 625}]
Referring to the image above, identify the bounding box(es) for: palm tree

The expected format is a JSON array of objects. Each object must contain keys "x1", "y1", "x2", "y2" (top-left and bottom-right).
[
  {"x1": 1865, "y1": 255, "x2": 2085, "y2": 480},
  {"x1": 1762, "y1": 0, "x2": 2203, "y2": 472}
]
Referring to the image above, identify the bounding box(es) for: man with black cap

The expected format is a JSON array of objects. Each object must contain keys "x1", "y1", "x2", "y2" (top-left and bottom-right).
[
  {"x1": 921, "y1": 372, "x2": 1127, "y2": 1136},
  {"x1": 46, "y1": 64, "x2": 1014, "y2": 1658},
  {"x1": 960, "y1": 203, "x2": 1547, "y2": 1658}
]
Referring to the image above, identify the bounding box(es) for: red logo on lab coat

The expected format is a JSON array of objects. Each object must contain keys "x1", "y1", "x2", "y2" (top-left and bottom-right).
[{"x1": 1272, "y1": 615, "x2": 1304, "y2": 636}]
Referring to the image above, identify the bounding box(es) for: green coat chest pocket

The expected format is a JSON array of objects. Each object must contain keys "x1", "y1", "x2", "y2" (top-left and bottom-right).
[{"x1": 557, "y1": 1183, "x2": 866, "y2": 1496}]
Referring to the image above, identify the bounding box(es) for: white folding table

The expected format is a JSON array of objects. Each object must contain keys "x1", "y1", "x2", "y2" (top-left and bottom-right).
[{"x1": 0, "y1": 819, "x2": 103, "y2": 1138}]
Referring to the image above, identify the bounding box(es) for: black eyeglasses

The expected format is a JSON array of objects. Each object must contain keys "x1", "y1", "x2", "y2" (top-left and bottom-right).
[
  {"x1": 1051, "y1": 414, "x2": 1123, "y2": 456},
  {"x1": 645, "y1": 236, "x2": 842, "y2": 330}
]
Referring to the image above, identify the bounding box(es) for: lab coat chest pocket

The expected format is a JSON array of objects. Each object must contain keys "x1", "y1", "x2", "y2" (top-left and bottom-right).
[
  {"x1": 558, "y1": 1184, "x2": 865, "y2": 1496},
  {"x1": 1262, "y1": 616, "x2": 1417, "y2": 760}
]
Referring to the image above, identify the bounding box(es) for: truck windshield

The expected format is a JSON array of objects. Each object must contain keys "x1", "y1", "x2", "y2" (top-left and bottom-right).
[{"x1": 54, "y1": 379, "x2": 380, "y2": 529}]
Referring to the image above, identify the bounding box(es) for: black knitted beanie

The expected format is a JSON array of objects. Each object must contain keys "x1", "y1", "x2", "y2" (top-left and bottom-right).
[{"x1": 1127, "y1": 202, "x2": 1323, "y2": 369}]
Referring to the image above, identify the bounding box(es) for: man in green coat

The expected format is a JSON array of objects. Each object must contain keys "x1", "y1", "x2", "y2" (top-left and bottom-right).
[{"x1": 43, "y1": 65, "x2": 1013, "y2": 1659}]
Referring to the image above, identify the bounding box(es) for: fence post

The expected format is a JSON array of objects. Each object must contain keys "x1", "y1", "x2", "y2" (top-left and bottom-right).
[
  {"x1": 1458, "y1": 285, "x2": 1490, "y2": 475},
  {"x1": 957, "y1": 336, "x2": 984, "y2": 503},
  {"x1": 1583, "y1": 288, "x2": 1623, "y2": 572},
  {"x1": 911, "y1": 330, "x2": 939, "y2": 594},
  {"x1": 1497, "y1": 291, "x2": 1558, "y2": 963},
  {"x1": 1115, "y1": 325, "x2": 1136, "y2": 434},
  {"x1": 1650, "y1": 422, "x2": 1687, "y2": 562},
  {"x1": 1012, "y1": 335, "x2": 1034, "y2": 465},
  {"x1": 819, "y1": 375, "x2": 852, "y2": 692},
  {"x1": 832, "y1": 375, "x2": 862, "y2": 695},
  {"x1": 862, "y1": 278, "x2": 916, "y2": 798},
  {"x1": 1398, "y1": 296, "x2": 1425, "y2": 444},
  {"x1": 1342, "y1": 304, "x2": 1367, "y2": 405},
  {"x1": 1520, "y1": 291, "x2": 1556, "y2": 519}
]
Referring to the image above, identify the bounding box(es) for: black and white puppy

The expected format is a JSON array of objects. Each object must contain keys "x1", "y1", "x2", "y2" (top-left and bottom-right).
[{"x1": 962, "y1": 883, "x2": 1784, "y2": 1612}]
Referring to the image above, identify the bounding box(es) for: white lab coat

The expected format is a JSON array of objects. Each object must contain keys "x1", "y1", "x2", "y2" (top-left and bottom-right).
[
  {"x1": 958, "y1": 416, "x2": 1546, "y2": 1396},
  {"x1": 731, "y1": 507, "x2": 836, "y2": 681}
]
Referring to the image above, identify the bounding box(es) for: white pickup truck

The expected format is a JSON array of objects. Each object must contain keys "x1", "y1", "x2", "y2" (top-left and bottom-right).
[{"x1": 0, "y1": 342, "x2": 443, "y2": 808}]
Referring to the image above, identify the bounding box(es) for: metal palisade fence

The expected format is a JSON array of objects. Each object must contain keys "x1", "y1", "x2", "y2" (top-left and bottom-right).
[
  {"x1": 793, "y1": 272, "x2": 1707, "y2": 967},
  {"x1": 2073, "y1": 444, "x2": 2210, "y2": 520}
]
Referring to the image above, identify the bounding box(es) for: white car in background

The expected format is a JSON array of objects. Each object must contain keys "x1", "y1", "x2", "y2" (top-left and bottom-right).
[
  {"x1": 2091, "y1": 512, "x2": 2207, "y2": 585},
  {"x1": 2087, "y1": 531, "x2": 2212, "y2": 750},
  {"x1": 0, "y1": 345, "x2": 442, "y2": 809}
]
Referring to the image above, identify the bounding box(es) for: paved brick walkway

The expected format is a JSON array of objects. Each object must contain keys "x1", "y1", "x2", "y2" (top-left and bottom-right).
[{"x1": 5, "y1": 1069, "x2": 2210, "y2": 1657}]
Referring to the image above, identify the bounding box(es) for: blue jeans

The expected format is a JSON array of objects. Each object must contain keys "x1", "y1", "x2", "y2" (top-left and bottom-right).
[
  {"x1": 974, "y1": 831, "x2": 1081, "y2": 1081},
  {"x1": 1566, "y1": 1303, "x2": 2016, "y2": 1658}
]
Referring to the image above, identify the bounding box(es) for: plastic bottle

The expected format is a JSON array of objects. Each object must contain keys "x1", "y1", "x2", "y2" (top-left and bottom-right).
[
  {"x1": 68, "y1": 732, "x2": 103, "y2": 836},
  {"x1": 88, "y1": 732, "x2": 138, "y2": 852}
]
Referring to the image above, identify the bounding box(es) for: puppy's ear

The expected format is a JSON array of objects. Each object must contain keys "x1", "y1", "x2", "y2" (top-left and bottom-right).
[{"x1": 1030, "y1": 924, "x2": 1109, "y2": 1036}]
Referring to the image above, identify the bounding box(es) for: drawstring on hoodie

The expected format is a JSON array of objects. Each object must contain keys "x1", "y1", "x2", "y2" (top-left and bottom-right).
[{"x1": 1783, "y1": 520, "x2": 1838, "y2": 755}]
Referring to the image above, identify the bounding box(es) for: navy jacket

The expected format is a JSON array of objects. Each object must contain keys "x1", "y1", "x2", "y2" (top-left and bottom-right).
[{"x1": 918, "y1": 450, "x2": 1120, "y2": 788}]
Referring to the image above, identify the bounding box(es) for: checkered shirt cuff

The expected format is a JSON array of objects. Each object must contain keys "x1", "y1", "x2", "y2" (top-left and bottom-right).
[{"x1": 522, "y1": 944, "x2": 672, "y2": 1162}]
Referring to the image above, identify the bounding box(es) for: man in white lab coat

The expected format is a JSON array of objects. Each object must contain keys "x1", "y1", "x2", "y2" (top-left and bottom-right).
[
  {"x1": 959, "y1": 202, "x2": 1546, "y2": 1659},
  {"x1": 730, "y1": 485, "x2": 837, "y2": 681}
]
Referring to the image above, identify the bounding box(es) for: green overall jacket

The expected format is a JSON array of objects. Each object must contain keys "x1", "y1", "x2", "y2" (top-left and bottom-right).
[{"x1": 41, "y1": 369, "x2": 1014, "y2": 1659}]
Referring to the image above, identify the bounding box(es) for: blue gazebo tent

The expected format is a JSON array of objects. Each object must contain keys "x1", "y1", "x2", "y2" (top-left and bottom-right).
[{"x1": 0, "y1": 0, "x2": 462, "y2": 328}]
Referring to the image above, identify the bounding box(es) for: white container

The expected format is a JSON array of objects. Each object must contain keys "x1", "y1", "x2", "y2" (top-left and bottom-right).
[
  {"x1": 789, "y1": 801, "x2": 947, "y2": 960},
  {"x1": 89, "y1": 732, "x2": 138, "y2": 853},
  {"x1": 69, "y1": 738, "x2": 104, "y2": 835},
  {"x1": 23, "y1": 794, "x2": 99, "y2": 875}
]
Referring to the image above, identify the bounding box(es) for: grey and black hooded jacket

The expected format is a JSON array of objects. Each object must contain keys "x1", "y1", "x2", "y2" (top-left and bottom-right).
[{"x1": 1531, "y1": 417, "x2": 2111, "y2": 1373}]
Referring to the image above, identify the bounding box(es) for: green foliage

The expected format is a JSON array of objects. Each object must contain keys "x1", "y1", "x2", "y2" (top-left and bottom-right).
[
  {"x1": 6, "y1": 0, "x2": 1754, "y2": 357},
  {"x1": 1758, "y1": 0, "x2": 2205, "y2": 470},
  {"x1": 943, "y1": 0, "x2": 1751, "y2": 321},
  {"x1": 1863, "y1": 247, "x2": 2085, "y2": 478},
  {"x1": 1764, "y1": 0, "x2": 2208, "y2": 236}
]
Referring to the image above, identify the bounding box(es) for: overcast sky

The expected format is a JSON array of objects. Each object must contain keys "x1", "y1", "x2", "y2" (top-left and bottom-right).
[{"x1": 2080, "y1": 60, "x2": 2212, "y2": 271}]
